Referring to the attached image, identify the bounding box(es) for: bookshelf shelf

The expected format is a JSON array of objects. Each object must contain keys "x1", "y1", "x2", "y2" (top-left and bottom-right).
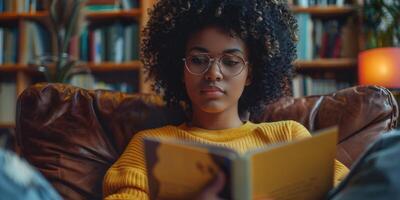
[
  {"x1": 291, "y1": 6, "x2": 356, "y2": 16},
  {"x1": 83, "y1": 61, "x2": 142, "y2": 72},
  {"x1": 86, "y1": 9, "x2": 142, "y2": 20},
  {"x1": 295, "y1": 58, "x2": 357, "y2": 69},
  {"x1": 0, "y1": 62, "x2": 143, "y2": 73},
  {"x1": 0, "y1": 64, "x2": 28, "y2": 72},
  {"x1": 0, "y1": 123, "x2": 15, "y2": 129},
  {"x1": 0, "y1": 11, "x2": 48, "y2": 21},
  {"x1": 20, "y1": 11, "x2": 49, "y2": 19}
]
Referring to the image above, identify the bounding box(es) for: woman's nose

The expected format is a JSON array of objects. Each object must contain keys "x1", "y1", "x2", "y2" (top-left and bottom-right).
[{"x1": 204, "y1": 60, "x2": 223, "y2": 81}]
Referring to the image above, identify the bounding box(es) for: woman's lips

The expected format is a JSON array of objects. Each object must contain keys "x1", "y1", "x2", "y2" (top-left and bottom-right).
[{"x1": 200, "y1": 86, "x2": 225, "y2": 97}]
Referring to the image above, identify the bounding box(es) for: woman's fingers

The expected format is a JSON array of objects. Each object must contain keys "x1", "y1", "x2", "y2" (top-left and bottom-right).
[
  {"x1": 195, "y1": 171, "x2": 226, "y2": 200},
  {"x1": 203, "y1": 171, "x2": 226, "y2": 194}
]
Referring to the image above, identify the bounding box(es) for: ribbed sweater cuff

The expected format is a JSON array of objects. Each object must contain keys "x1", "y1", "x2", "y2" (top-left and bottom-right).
[{"x1": 103, "y1": 168, "x2": 148, "y2": 198}]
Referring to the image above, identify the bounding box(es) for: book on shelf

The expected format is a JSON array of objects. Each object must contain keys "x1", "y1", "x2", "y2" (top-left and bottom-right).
[
  {"x1": 0, "y1": 0, "x2": 42, "y2": 13},
  {"x1": 85, "y1": 0, "x2": 139, "y2": 11},
  {"x1": 0, "y1": 81, "x2": 16, "y2": 124},
  {"x1": 20, "y1": 21, "x2": 52, "y2": 64},
  {"x1": 296, "y1": 13, "x2": 313, "y2": 60},
  {"x1": 144, "y1": 127, "x2": 338, "y2": 200},
  {"x1": 296, "y1": 14, "x2": 353, "y2": 61},
  {"x1": 2, "y1": 26, "x2": 18, "y2": 64},
  {"x1": 120, "y1": 0, "x2": 139, "y2": 9},
  {"x1": 85, "y1": 22, "x2": 139, "y2": 63},
  {"x1": 292, "y1": 74, "x2": 351, "y2": 97},
  {"x1": 0, "y1": 28, "x2": 3, "y2": 64},
  {"x1": 85, "y1": 3, "x2": 120, "y2": 12},
  {"x1": 291, "y1": 0, "x2": 346, "y2": 6}
]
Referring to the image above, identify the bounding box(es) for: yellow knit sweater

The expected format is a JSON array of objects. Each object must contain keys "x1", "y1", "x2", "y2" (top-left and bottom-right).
[{"x1": 103, "y1": 120, "x2": 349, "y2": 200}]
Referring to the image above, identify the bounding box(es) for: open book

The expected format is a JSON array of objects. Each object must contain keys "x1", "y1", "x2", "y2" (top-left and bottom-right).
[{"x1": 144, "y1": 127, "x2": 338, "y2": 200}]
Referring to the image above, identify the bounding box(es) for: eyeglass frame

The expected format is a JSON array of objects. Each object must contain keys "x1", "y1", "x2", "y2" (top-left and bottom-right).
[{"x1": 182, "y1": 53, "x2": 249, "y2": 77}]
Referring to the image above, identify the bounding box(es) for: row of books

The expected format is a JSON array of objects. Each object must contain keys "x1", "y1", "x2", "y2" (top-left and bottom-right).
[
  {"x1": 0, "y1": 81, "x2": 16, "y2": 124},
  {"x1": 0, "y1": 0, "x2": 42, "y2": 13},
  {"x1": 20, "y1": 21, "x2": 52, "y2": 65},
  {"x1": 85, "y1": 0, "x2": 139, "y2": 12},
  {"x1": 69, "y1": 74, "x2": 137, "y2": 93},
  {"x1": 73, "y1": 22, "x2": 140, "y2": 63},
  {"x1": 292, "y1": 74, "x2": 351, "y2": 97},
  {"x1": 2, "y1": 20, "x2": 140, "y2": 65},
  {"x1": 0, "y1": 0, "x2": 140, "y2": 14},
  {"x1": 289, "y1": 0, "x2": 346, "y2": 7},
  {"x1": 0, "y1": 26, "x2": 18, "y2": 65},
  {"x1": 296, "y1": 14, "x2": 352, "y2": 60}
]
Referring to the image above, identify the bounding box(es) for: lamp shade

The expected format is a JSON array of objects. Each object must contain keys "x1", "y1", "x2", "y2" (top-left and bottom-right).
[{"x1": 358, "y1": 47, "x2": 400, "y2": 89}]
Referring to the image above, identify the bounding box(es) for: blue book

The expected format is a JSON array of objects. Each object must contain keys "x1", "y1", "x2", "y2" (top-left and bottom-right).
[
  {"x1": 0, "y1": 0, "x2": 4, "y2": 12},
  {"x1": 80, "y1": 27, "x2": 89, "y2": 61},
  {"x1": 296, "y1": 13, "x2": 313, "y2": 60}
]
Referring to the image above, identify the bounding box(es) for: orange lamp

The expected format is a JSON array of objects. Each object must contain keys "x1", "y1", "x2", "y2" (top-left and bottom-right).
[{"x1": 358, "y1": 47, "x2": 400, "y2": 89}]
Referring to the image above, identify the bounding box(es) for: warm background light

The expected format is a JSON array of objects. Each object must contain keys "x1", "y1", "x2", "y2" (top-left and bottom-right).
[{"x1": 358, "y1": 48, "x2": 400, "y2": 89}]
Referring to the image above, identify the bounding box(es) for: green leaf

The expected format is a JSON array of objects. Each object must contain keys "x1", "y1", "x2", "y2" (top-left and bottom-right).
[{"x1": 58, "y1": 59, "x2": 77, "y2": 83}]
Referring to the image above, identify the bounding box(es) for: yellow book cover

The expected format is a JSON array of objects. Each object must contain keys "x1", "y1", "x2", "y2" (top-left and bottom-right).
[{"x1": 144, "y1": 127, "x2": 338, "y2": 200}]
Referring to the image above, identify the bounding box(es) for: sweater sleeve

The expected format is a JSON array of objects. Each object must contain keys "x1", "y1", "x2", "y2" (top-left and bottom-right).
[
  {"x1": 103, "y1": 133, "x2": 149, "y2": 200},
  {"x1": 290, "y1": 121, "x2": 349, "y2": 186}
]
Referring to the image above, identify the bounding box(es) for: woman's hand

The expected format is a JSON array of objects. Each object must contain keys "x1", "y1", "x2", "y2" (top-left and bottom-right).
[{"x1": 194, "y1": 171, "x2": 226, "y2": 200}]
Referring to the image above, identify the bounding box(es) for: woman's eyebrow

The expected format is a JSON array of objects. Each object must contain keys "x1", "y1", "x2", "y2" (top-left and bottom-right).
[{"x1": 223, "y1": 48, "x2": 244, "y2": 54}]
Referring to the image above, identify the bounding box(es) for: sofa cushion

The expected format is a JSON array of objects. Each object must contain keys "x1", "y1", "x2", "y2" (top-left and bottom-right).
[{"x1": 16, "y1": 83, "x2": 398, "y2": 199}]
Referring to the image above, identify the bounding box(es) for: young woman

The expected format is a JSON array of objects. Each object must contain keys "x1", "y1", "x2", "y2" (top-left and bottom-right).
[{"x1": 103, "y1": 0, "x2": 349, "y2": 199}]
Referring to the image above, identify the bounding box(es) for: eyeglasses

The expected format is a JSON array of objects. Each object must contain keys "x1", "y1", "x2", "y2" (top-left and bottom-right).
[{"x1": 182, "y1": 53, "x2": 248, "y2": 77}]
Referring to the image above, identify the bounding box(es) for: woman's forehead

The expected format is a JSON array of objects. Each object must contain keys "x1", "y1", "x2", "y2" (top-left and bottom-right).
[{"x1": 185, "y1": 26, "x2": 247, "y2": 55}]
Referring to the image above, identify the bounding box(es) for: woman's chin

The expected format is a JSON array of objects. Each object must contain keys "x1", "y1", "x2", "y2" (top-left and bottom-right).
[{"x1": 197, "y1": 102, "x2": 228, "y2": 114}]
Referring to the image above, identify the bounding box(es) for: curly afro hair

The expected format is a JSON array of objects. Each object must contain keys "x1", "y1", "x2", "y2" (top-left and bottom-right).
[{"x1": 141, "y1": 0, "x2": 298, "y2": 117}]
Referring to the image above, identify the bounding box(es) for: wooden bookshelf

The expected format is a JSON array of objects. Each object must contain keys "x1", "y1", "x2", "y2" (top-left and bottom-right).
[
  {"x1": 290, "y1": 2, "x2": 361, "y2": 96},
  {"x1": 291, "y1": 6, "x2": 356, "y2": 16},
  {"x1": 0, "y1": 64, "x2": 27, "y2": 72},
  {"x1": 86, "y1": 9, "x2": 141, "y2": 20},
  {"x1": 0, "y1": 62, "x2": 143, "y2": 73},
  {"x1": 295, "y1": 58, "x2": 357, "y2": 69},
  {"x1": 0, "y1": 1, "x2": 158, "y2": 125},
  {"x1": 0, "y1": 11, "x2": 48, "y2": 21}
]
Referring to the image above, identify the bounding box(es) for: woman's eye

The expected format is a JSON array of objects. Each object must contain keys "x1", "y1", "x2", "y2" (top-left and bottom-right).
[
  {"x1": 222, "y1": 59, "x2": 239, "y2": 67},
  {"x1": 191, "y1": 56, "x2": 208, "y2": 65}
]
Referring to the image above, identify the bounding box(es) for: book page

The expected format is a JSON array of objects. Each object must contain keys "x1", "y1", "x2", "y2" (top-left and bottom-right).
[
  {"x1": 250, "y1": 127, "x2": 338, "y2": 200},
  {"x1": 144, "y1": 138, "x2": 237, "y2": 200}
]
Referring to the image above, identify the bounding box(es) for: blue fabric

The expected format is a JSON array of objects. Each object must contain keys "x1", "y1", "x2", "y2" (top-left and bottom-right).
[
  {"x1": 0, "y1": 149, "x2": 62, "y2": 200},
  {"x1": 328, "y1": 130, "x2": 400, "y2": 200}
]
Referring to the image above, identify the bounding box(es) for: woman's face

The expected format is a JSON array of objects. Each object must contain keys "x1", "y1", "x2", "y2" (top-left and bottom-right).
[{"x1": 184, "y1": 26, "x2": 251, "y2": 116}]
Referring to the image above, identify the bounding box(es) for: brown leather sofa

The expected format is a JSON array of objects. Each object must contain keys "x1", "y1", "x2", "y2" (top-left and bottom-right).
[{"x1": 15, "y1": 83, "x2": 398, "y2": 200}]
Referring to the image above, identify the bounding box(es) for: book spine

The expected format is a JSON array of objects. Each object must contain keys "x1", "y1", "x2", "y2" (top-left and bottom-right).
[
  {"x1": 93, "y1": 28, "x2": 103, "y2": 63},
  {"x1": 0, "y1": 28, "x2": 3, "y2": 64},
  {"x1": 131, "y1": 22, "x2": 139, "y2": 59},
  {"x1": 124, "y1": 23, "x2": 133, "y2": 61},
  {"x1": 296, "y1": 13, "x2": 312, "y2": 60},
  {"x1": 80, "y1": 27, "x2": 89, "y2": 61},
  {"x1": 114, "y1": 23, "x2": 124, "y2": 63},
  {"x1": 0, "y1": 82, "x2": 16, "y2": 123}
]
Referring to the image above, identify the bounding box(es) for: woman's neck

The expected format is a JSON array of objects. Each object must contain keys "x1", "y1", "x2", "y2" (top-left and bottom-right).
[{"x1": 190, "y1": 108, "x2": 243, "y2": 130}]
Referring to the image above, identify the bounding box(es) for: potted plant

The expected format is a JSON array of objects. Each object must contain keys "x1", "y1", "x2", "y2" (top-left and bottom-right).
[
  {"x1": 362, "y1": 0, "x2": 400, "y2": 49},
  {"x1": 33, "y1": 0, "x2": 88, "y2": 83}
]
